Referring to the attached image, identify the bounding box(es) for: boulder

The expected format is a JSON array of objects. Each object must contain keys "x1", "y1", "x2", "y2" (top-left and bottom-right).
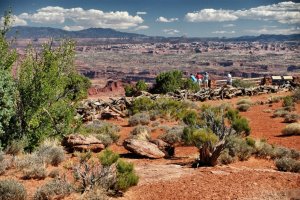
[
  {"x1": 150, "y1": 139, "x2": 175, "y2": 157},
  {"x1": 123, "y1": 139, "x2": 165, "y2": 159},
  {"x1": 62, "y1": 134, "x2": 105, "y2": 153}
]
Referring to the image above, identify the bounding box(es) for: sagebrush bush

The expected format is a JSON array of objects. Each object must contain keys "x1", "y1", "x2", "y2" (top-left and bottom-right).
[
  {"x1": 293, "y1": 88, "x2": 300, "y2": 102},
  {"x1": 128, "y1": 113, "x2": 150, "y2": 126},
  {"x1": 15, "y1": 154, "x2": 43, "y2": 170},
  {"x1": 34, "y1": 178, "x2": 73, "y2": 200},
  {"x1": 236, "y1": 99, "x2": 252, "y2": 106},
  {"x1": 268, "y1": 96, "x2": 282, "y2": 103},
  {"x1": 115, "y1": 160, "x2": 139, "y2": 191},
  {"x1": 255, "y1": 141, "x2": 275, "y2": 158},
  {"x1": 273, "y1": 147, "x2": 291, "y2": 159},
  {"x1": 80, "y1": 120, "x2": 120, "y2": 147},
  {"x1": 282, "y1": 96, "x2": 294, "y2": 107},
  {"x1": 232, "y1": 79, "x2": 255, "y2": 88},
  {"x1": 0, "y1": 179, "x2": 27, "y2": 200},
  {"x1": 275, "y1": 157, "x2": 300, "y2": 173},
  {"x1": 81, "y1": 188, "x2": 109, "y2": 200},
  {"x1": 236, "y1": 104, "x2": 251, "y2": 112},
  {"x1": 129, "y1": 125, "x2": 151, "y2": 141},
  {"x1": 159, "y1": 126, "x2": 185, "y2": 144},
  {"x1": 182, "y1": 110, "x2": 199, "y2": 126},
  {"x1": 22, "y1": 165, "x2": 47, "y2": 180},
  {"x1": 281, "y1": 123, "x2": 300, "y2": 136},
  {"x1": 273, "y1": 109, "x2": 289, "y2": 118},
  {"x1": 225, "y1": 136, "x2": 254, "y2": 161},
  {"x1": 74, "y1": 151, "x2": 92, "y2": 163},
  {"x1": 218, "y1": 149, "x2": 235, "y2": 165},
  {"x1": 5, "y1": 140, "x2": 24, "y2": 156},
  {"x1": 48, "y1": 169, "x2": 60, "y2": 178},
  {"x1": 284, "y1": 113, "x2": 300, "y2": 123},
  {"x1": 99, "y1": 149, "x2": 119, "y2": 167},
  {"x1": 245, "y1": 137, "x2": 256, "y2": 147},
  {"x1": 36, "y1": 144, "x2": 65, "y2": 166}
]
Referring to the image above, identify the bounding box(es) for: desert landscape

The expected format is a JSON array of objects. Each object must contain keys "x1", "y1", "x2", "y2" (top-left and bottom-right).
[{"x1": 1, "y1": 1, "x2": 300, "y2": 200}]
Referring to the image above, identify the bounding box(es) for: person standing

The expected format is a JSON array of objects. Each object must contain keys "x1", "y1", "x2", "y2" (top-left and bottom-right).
[
  {"x1": 203, "y1": 72, "x2": 209, "y2": 88},
  {"x1": 190, "y1": 73, "x2": 197, "y2": 83},
  {"x1": 227, "y1": 72, "x2": 232, "y2": 86},
  {"x1": 196, "y1": 72, "x2": 203, "y2": 87}
]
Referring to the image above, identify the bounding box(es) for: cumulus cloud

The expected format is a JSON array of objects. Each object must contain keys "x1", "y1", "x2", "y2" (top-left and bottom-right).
[
  {"x1": 163, "y1": 29, "x2": 180, "y2": 35},
  {"x1": 156, "y1": 16, "x2": 178, "y2": 23},
  {"x1": 0, "y1": 15, "x2": 27, "y2": 27},
  {"x1": 223, "y1": 24, "x2": 235, "y2": 28},
  {"x1": 136, "y1": 11, "x2": 147, "y2": 15},
  {"x1": 134, "y1": 25, "x2": 149, "y2": 31},
  {"x1": 246, "y1": 27, "x2": 300, "y2": 35},
  {"x1": 212, "y1": 30, "x2": 236, "y2": 34},
  {"x1": 18, "y1": 6, "x2": 143, "y2": 29},
  {"x1": 185, "y1": 1, "x2": 300, "y2": 24},
  {"x1": 185, "y1": 9, "x2": 238, "y2": 22}
]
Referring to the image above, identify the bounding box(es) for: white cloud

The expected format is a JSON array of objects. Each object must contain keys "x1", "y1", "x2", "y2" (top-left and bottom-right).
[
  {"x1": 163, "y1": 29, "x2": 180, "y2": 35},
  {"x1": 246, "y1": 27, "x2": 300, "y2": 35},
  {"x1": 18, "y1": 6, "x2": 144, "y2": 29},
  {"x1": 185, "y1": 9, "x2": 238, "y2": 22},
  {"x1": 185, "y1": 1, "x2": 300, "y2": 24},
  {"x1": 137, "y1": 11, "x2": 147, "y2": 15},
  {"x1": 0, "y1": 15, "x2": 27, "y2": 27},
  {"x1": 134, "y1": 25, "x2": 149, "y2": 31},
  {"x1": 212, "y1": 30, "x2": 236, "y2": 34},
  {"x1": 63, "y1": 25, "x2": 84, "y2": 31},
  {"x1": 223, "y1": 24, "x2": 235, "y2": 28},
  {"x1": 156, "y1": 16, "x2": 178, "y2": 23}
]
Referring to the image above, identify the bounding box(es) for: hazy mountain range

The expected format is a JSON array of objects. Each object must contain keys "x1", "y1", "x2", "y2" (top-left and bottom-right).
[{"x1": 7, "y1": 26, "x2": 300, "y2": 42}]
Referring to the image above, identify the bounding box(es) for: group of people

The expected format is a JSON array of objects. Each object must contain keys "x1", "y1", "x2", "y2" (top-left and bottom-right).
[{"x1": 190, "y1": 72, "x2": 233, "y2": 88}]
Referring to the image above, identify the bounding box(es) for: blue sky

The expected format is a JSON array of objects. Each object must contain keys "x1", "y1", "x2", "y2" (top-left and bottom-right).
[{"x1": 0, "y1": 0, "x2": 299, "y2": 37}]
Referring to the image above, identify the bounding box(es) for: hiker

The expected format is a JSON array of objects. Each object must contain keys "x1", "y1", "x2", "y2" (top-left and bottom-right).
[
  {"x1": 196, "y1": 72, "x2": 203, "y2": 87},
  {"x1": 227, "y1": 72, "x2": 232, "y2": 86},
  {"x1": 190, "y1": 73, "x2": 197, "y2": 83},
  {"x1": 203, "y1": 72, "x2": 209, "y2": 88}
]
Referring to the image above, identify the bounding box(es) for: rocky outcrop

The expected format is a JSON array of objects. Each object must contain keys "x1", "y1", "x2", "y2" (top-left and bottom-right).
[
  {"x1": 150, "y1": 139, "x2": 175, "y2": 158},
  {"x1": 123, "y1": 139, "x2": 165, "y2": 159},
  {"x1": 62, "y1": 134, "x2": 105, "y2": 153}
]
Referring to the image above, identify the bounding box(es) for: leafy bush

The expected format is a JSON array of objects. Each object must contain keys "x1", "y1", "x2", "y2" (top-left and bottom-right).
[
  {"x1": 284, "y1": 113, "x2": 300, "y2": 123},
  {"x1": 232, "y1": 79, "x2": 255, "y2": 88},
  {"x1": 0, "y1": 179, "x2": 27, "y2": 200},
  {"x1": 281, "y1": 123, "x2": 300, "y2": 136},
  {"x1": 159, "y1": 126, "x2": 185, "y2": 145},
  {"x1": 245, "y1": 137, "x2": 256, "y2": 147},
  {"x1": 136, "y1": 80, "x2": 148, "y2": 92},
  {"x1": 231, "y1": 117, "x2": 251, "y2": 135},
  {"x1": 130, "y1": 97, "x2": 156, "y2": 114},
  {"x1": 236, "y1": 104, "x2": 251, "y2": 112},
  {"x1": 183, "y1": 127, "x2": 218, "y2": 148},
  {"x1": 129, "y1": 126, "x2": 151, "y2": 141},
  {"x1": 125, "y1": 80, "x2": 148, "y2": 97},
  {"x1": 275, "y1": 157, "x2": 300, "y2": 173},
  {"x1": 255, "y1": 141, "x2": 275, "y2": 158},
  {"x1": 218, "y1": 149, "x2": 235, "y2": 165},
  {"x1": 182, "y1": 78, "x2": 200, "y2": 92},
  {"x1": 153, "y1": 70, "x2": 183, "y2": 94},
  {"x1": 36, "y1": 144, "x2": 65, "y2": 166},
  {"x1": 282, "y1": 96, "x2": 294, "y2": 107},
  {"x1": 79, "y1": 120, "x2": 120, "y2": 147},
  {"x1": 273, "y1": 109, "x2": 289, "y2": 118},
  {"x1": 128, "y1": 113, "x2": 150, "y2": 126},
  {"x1": 182, "y1": 110, "x2": 199, "y2": 126},
  {"x1": 34, "y1": 178, "x2": 73, "y2": 200},
  {"x1": 99, "y1": 149, "x2": 119, "y2": 167},
  {"x1": 225, "y1": 136, "x2": 254, "y2": 161},
  {"x1": 225, "y1": 108, "x2": 239, "y2": 122},
  {"x1": 115, "y1": 160, "x2": 139, "y2": 191},
  {"x1": 124, "y1": 84, "x2": 135, "y2": 97}
]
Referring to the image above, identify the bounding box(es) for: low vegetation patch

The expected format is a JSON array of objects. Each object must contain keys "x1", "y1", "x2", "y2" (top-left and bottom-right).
[
  {"x1": 281, "y1": 123, "x2": 300, "y2": 136},
  {"x1": 284, "y1": 113, "x2": 300, "y2": 123},
  {"x1": 129, "y1": 125, "x2": 151, "y2": 141},
  {"x1": 273, "y1": 109, "x2": 289, "y2": 118},
  {"x1": 128, "y1": 112, "x2": 150, "y2": 126},
  {"x1": 275, "y1": 157, "x2": 300, "y2": 173},
  {"x1": 0, "y1": 179, "x2": 27, "y2": 200}
]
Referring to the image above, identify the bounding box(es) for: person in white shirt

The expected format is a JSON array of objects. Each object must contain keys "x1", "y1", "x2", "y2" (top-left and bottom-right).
[
  {"x1": 227, "y1": 73, "x2": 232, "y2": 86},
  {"x1": 203, "y1": 72, "x2": 209, "y2": 88}
]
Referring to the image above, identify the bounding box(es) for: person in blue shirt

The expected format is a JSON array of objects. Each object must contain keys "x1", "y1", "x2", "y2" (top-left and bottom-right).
[{"x1": 190, "y1": 73, "x2": 197, "y2": 83}]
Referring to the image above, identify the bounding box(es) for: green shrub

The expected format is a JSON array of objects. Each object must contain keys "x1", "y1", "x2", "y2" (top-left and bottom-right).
[
  {"x1": 292, "y1": 88, "x2": 300, "y2": 102},
  {"x1": 232, "y1": 79, "x2": 255, "y2": 88},
  {"x1": 290, "y1": 149, "x2": 300, "y2": 160},
  {"x1": 128, "y1": 113, "x2": 150, "y2": 126},
  {"x1": 273, "y1": 109, "x2": 289, "y2": 118},
  {"x1": 182, "y1": 110, "x2": 199, "y2": 126},
  {"x1": 236, "y1": 104, "x2": 251, "y2": 112},
  {"x1": 284, "y1": 113, "x2": 300, "y2": 123},
  {"x1": 124, "y1": 84, "x2": 135, "y2": 97},
  {"x1": 255, "y1": 141, "x2": 275, "y2": 158},
  {"x1": 225, "y1": 136, "x2": 254, "y2": 161},
  {"x1": 125, "y1": 80, "x2": 148, "y2": 97},
  {"x1": 130, "y1": 97, "x2": 155, "y2": 114},
  {"x1": 182, "y1": 127, "x2": 218, "y2": 148},
  {"x1": 225, "y1": 108, "x2": 240, "y2": 122},
  {"x1": 245, "y1": 137, "x2": 256, "y2": 147},
  {"x1": 74, "y1": 151, "x2": 92, "y2": 163},
  {"x1": 79, "y1": 120, "x2": 120, "y2": 147},
  {"x1": 281, "y1": 123, "x2": 300, "y2": 136},
  {"x1": 275, "y1": 157, "x2": 300, "y2": 173},
  {"x1": 182, "y1": 78, "x2": 199, "y2": 92},
  {"x1": 218, "y1": 149, "x2": 235, "y2": 165},
  {"x1": 282, "y1": 96, "x2": 294, "y2": 107},
  {"x1": 99, "y1": 149, "x2": 119, "y2": 167},
  {"x1": 231, "y1": 117, "x2": 251, "y2": 136},
  {"x1": 236, "y1": 99, "x2": 252, "y2": 106},
  {"x1": 22, "y1": 165, "x2": 47, "y2": 180},
  {"x1": 115, "y1": 160, "x2": 139, "y2": 191},
  {"x1": 36, "y1": 144, "x2": 65, "y2": 166},
  {"x1": 153, "y1": 70, "x2": 183, "y2": 94},
  {"x1": 159, "y1": 126, "x2": 185, "y2": 144},
  {"x1": 34, "y1": 178, "x2": 73, "y2": 200},
  {"x1": 136, "y1": 80, "x2": 148, "y2": 92},
  {"x1": 273, "y1": 147, "x2": 291, "y2": 159},
  {"x1": 5, "y1": 140, "x2": 25, "y2": 156},
  {"x1": 0, "y1": 179, "x2": 27, "y2": 200},
  {"x1": 129, "y1": 125, "x2": 151, "y2": 141}
]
